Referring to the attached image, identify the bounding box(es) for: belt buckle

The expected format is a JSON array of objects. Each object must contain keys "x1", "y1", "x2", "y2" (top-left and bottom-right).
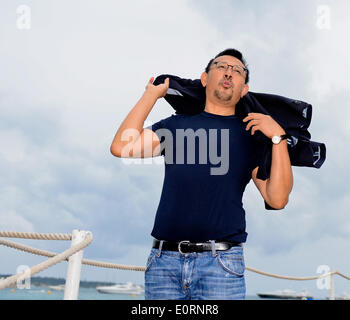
[{"x1": 178, "y1": 240, "x2": 190, "y2": 255}]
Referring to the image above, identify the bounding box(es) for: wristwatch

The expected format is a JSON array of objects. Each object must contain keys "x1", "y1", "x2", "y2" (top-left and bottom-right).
[{"x1": 272, "y1": 134, "x2": 288, "y2": 145}]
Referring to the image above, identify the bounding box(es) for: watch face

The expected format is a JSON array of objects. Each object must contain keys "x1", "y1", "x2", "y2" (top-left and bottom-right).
[{"x1": 272, "y1": 135, "x2": 281, "y2": 144}]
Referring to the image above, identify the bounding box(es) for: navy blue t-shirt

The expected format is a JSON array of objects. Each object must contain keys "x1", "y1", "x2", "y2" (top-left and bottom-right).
[{"x1": 146, "y1": 110, "x2": 260, "y2": 243}]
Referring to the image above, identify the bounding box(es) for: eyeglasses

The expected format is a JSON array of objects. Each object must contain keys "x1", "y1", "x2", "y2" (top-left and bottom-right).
[{"x1": 212, "y1": 61, "x2": 247, "y2": 77}]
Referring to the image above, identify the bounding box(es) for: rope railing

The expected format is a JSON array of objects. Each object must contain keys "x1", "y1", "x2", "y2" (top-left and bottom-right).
[
  {"x1": 0, "y1": 236, "x2": 146, "y2": 272},
  {"x1": 245, "y1": 266, "x2": 335, "y2": 281},
  {"x1": 0, "y1": 231, "x2": 72, "y2": 241},
  {"x1": 1, "y1": 230, "x2": 349, "y2": 299},
  {"x1": 0, "y1": 231, "x2": 92, "y2": 290}
]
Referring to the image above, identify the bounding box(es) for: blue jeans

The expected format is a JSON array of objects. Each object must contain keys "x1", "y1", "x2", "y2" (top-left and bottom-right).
[{"x1": 144, "y1": 241, "x2": 246, "y2": 300}]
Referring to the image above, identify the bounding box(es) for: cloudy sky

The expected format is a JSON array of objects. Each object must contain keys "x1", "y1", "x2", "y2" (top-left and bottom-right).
[{"x1": 1, "y1": 0, "x2": 349, "y2": 298}]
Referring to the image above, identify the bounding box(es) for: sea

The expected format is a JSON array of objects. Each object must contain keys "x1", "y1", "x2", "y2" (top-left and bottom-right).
[
  {"x1": 0, "y1": 286, "x2": 145, "y2": 300},
  {"x1": 0, "y1": 287, "x2": 326, "y2": 300}
]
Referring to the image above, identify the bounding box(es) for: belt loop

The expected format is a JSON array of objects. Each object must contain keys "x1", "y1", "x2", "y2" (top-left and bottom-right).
[
  {"x1": 156, "y1": 240, "x2": 164, "y2": 257},
  {"x1": 210, "y1": 240, "x2": 217, "y2": 257}
]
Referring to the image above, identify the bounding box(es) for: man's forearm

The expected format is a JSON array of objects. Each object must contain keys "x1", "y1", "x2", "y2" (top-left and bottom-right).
[
  {"x1": 110, "y1": 91, "x2": 158, "y2": 155},
  {"x1": 266, "y1": 139, "x2": 293, "y2": 208}
]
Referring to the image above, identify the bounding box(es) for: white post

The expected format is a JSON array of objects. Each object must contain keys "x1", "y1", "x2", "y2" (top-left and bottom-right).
[
  {"x1": 329, "y1": 272, "x2": 335, "y2": 300},
  {"x1": 64, "y1": 229, "x2": 86, "y2": 300}
]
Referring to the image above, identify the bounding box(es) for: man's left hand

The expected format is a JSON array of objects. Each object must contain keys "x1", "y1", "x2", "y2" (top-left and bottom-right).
[{"x1": 243, "y1": 113, "x2": 286, "y2": 139}]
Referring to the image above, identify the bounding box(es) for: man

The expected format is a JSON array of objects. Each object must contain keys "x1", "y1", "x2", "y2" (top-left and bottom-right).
[{"x1": 110, "y1": 48, "x2": 293, "y2": 300}]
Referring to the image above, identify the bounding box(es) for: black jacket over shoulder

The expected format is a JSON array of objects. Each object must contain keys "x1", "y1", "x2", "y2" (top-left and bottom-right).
[{"x1": 153, "y1": 74, "x2": 326, "y2": 210}]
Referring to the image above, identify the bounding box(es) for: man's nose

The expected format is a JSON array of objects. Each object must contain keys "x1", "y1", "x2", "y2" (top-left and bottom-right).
[{"x1": 224, "y1": 71, "x2": 232, "y2": 79}]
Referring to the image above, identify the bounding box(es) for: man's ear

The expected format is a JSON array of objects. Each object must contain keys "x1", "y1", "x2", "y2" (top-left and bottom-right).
[
  {"x1": 241, "y1": 84, "x2": 249, "y2": 98},
  {"x1": 200, "y1": 72, "x2": 208, "y2": 88}
]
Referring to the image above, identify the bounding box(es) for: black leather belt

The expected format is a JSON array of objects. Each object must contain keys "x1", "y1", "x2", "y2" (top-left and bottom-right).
[{"x1": 152, "y1": 239, "x2": 242, "y2": 254}]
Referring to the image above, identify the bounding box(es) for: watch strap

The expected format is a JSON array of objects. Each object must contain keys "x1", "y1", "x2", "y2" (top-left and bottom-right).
[{"x1": 280, "y1": 134, "x2": 289, "y2": 140}]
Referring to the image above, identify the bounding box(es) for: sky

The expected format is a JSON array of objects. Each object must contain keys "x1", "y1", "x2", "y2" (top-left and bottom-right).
[{"x1": 0, "y1": 0, "x2": 349, "y2": 298}]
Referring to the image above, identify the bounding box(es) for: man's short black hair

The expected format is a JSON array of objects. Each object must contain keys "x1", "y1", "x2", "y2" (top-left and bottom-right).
[{"x1": 205, "y1": 48, "x2": 249, "y2": 84}]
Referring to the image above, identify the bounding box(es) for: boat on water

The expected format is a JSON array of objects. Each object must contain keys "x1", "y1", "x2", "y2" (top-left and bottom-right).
[
  {"x1": 48, "y1": 284, "x2": 65, "y2": 291},
  {"x1": 257, "y1": 289, "x2": 313, "y2": 300},
  {"x1": 326, "y1": 292, "x2": 350, "y2": 300},
  {"x1": 335, "y1": 293, "x2": 350, "y2": 300},
  {"x1": 96, "y1": 282, "x2": 144, "y2": 295}
]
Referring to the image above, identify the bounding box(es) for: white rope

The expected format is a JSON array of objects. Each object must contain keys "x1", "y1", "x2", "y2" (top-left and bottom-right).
[
  {"x1": 245, "y1": 266, "x2": 335, "y2": 281},
  {"x1": 0, "y1": 231, "x2": 71, "y2": 241},
  {"x1": 333, "y1": 271, "x2": 350, "y2": 281},
  {"x1": 0, "y1": 237, "x2": 145, "y2": 272}
]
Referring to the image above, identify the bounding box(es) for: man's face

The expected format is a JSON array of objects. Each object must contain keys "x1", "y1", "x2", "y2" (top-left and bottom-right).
[{"x1": 201, "y1": 55, "x2": 249, "y2": 106}]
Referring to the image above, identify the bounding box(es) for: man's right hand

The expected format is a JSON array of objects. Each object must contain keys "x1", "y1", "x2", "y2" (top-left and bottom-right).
[
  {"x1": 110, "y1": 76, "x2": 169, "y2": 158},
  {"x1": 145, "y1": 77, "x2": 169, "y2": 99}
]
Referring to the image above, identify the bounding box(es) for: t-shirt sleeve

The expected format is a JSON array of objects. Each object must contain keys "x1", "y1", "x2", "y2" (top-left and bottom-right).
[{"x1": 144, "y1": 115, "x2": 173, "y2": 157}]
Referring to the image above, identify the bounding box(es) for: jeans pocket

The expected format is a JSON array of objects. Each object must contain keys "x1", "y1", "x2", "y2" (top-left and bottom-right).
[
  {"x1": 217, "y1": 252, "x2": 245, "y2": 277},
  {"x1": 145, "y1": 249, "x2": 157, "y2": 272}
]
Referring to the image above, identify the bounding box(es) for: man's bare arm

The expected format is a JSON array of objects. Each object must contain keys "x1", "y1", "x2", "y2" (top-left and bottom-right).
[
  {"x1": 245, "y1": 113, "x2": 293, "y2": 209},
  {"x1": 252, "y1": 138, "x2": 293, "y2": 210},
  {"x1": 110, "y1": 77, "x2": 169, "y2": 158},
  {"x1": 265, "y1": 139, "x2": 293, "y2": 208}
]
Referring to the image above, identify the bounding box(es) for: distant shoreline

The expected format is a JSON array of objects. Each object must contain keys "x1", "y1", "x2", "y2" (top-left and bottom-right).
[{"x1": 0, "y1": 274, "x2": 118, "y2": 288}]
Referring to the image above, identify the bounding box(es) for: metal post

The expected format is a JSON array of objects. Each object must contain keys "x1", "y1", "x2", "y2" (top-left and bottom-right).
[
  {"x1": 329, "y1": 271, "x2": 335, "y2": 300},
  {"x1": 64, "y1": 230, "x2": 86, "y2": 300}
]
